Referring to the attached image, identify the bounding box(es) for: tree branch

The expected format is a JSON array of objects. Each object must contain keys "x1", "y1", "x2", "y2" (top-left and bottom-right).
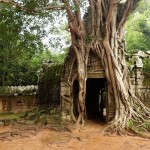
[
  {"x1": 63, "y1": 0, "x2": 82, "y2": 39},
  {"x1": 0, "y1": 0, "x2": 65, "y2": 12},
  {"x1": 117, "y1": 0, "x2": 140, "y2": 32}
]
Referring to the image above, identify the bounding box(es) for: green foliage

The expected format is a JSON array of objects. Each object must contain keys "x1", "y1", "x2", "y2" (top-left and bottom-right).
[
  {"x1": 143, "y1": 123, "x2": 150, "y2": 130},
  {"x1": 143, "y1": 57, "x2": 150, "y2": 73},
  {"x1": 128, "y1": 119, "x2": 150, "y2": 133},
  {"x1": 143, "y1": 57, "x2": 150, "y2": 86},
  {"x1": 0, "y1": 3, "x2": 50, "y2": 86},
  {"x1": 127, "y1": 119, "x2": 135, "y2": 128},
  {"x1": 0, "y1": 0, "x2": 69, "y2": 86},
  {"x1": 0, "y1": 87, "x2": 11, "y2": 96},
  {"x1": 125, "y1": 0, "x2": 150, "y2": 52},
  {"x1": 38, "y1": 63, "x2": 63, "y2": 105},
  {"x1": 41, "y1": 63, "x2": 63, "y2": 85},
  {"x1": 51, "y1": 52, "x2": 66, "y2": 63}
]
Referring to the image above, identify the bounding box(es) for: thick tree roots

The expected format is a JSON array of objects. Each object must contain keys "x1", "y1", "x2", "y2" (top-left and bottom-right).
[
  {"x1": 94, "y1": 40, "x2": 150, "y2": 136},
  {"x1": 63, "y1": 0, "x2": 150, "y2": 138}
]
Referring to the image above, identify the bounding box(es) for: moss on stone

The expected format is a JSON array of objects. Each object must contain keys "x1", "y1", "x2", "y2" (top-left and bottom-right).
[{"x1": 38, "y1": 63, "x2": 63, "y2": 105}]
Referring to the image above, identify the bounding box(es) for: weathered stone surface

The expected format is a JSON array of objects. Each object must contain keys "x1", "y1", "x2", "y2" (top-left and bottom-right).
[
  {"x1": 0, "y1": 95, "x2": 38, "y2": 113},
  {"x1": 37, "y1": 62, "x2": 62, "y2": 106},
  {"x1": 129, "y1": 51, "x2": 150, "y2": 105},
  {"x1": 0, "y1": 85, "x2": 38, "y2": 97},
  {"x1": 132, "y1": 55, "x2": 143, "y2": 68}
]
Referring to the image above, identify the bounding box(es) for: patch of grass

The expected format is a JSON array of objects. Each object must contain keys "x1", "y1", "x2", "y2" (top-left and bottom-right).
[{"x1": 0, "y1": 112, "x2": 25, "y2": 120}]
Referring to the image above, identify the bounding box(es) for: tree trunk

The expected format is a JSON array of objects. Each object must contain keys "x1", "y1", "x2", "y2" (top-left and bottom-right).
[
  {"x1": 64, "y1": 0, "x2": 150, "y2": 134},
  {"x1": 64, "y1": 0, "x2": 92, "y2": 125}
]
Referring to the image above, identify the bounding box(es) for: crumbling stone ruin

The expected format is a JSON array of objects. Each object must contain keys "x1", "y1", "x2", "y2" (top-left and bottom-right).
[
  {"x1": 130, "y1": 50, "x2": 150, "y2": 106},
  {"x1": 0, "y1": 51, "x2": 149, "y2": 116},
  {"x1": 37, "y1": 60, "x2": 63, "y2": 106},
  {"x1": 0, "y1": 86, "x2": 38, "y2": 113},
  {"x1": 60, "y1": 50, "x2": 150, "y2": 122}
]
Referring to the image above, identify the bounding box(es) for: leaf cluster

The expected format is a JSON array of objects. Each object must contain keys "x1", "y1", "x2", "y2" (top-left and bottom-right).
[
  {"x1": 0, "y1": 3, "x2": 48, "y2": 86},
  {"x1": 125, "y1": 0, "x2": 150, "y2": 52}
]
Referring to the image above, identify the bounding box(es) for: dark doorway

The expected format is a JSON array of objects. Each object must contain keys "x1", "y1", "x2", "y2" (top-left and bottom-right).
[
  {"x1": 73, "y1": 80, "x2": 79, "y2": 119},
  {"x1": 86, "y1": 78, "x2": 107, "y2": 121}
]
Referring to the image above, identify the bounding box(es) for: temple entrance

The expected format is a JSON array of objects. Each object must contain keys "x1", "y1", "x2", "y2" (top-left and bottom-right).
[
  {"x1": 73, "y1": 80, "x2": 79, "y2": 119},
  {"x1": 86, "y1": 78, "x2": 107, "y2": 121}
]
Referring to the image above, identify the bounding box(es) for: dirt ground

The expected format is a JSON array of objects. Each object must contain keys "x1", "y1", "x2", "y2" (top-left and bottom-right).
[{"x1": 0, "y1": 120, "x2": 150, "y2": 150}]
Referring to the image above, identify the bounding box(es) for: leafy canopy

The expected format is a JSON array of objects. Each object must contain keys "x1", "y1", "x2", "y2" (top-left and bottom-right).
[{"x1": 125, "y1": 0, "x2": 150, "y2": 53}]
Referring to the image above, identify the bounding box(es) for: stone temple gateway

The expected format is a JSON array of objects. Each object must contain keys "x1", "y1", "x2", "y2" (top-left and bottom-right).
[
  {"x1": 0, "y1": 51, "x2": 149, "y2": 122},
  {"x1": 61, "y1": 49, "x2": 116, "y2": 122},
  {"x1": 60, "y1": 50, "x2": 150, "y2": 122}
]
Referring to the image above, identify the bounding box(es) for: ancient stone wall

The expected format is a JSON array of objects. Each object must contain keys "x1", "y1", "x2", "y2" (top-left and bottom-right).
[
  {"x1": 0, "y1": 86, "x2": 38, "y2": 112},
  {"x1": 130, "y1": 68, "x2": 150, "y2": 107},
  {"x1": 0, "y1": 96, "x2": 38, "y2": 113},
  {"x1": 0, "y1": 52, "x2": 149, "y2": 114},
  {"x1": 130, "y1": 51, "x2": 150, "y2": 107},
  {"x1": 37, "y1": 61, "x2": 63, "y2": 106}
]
